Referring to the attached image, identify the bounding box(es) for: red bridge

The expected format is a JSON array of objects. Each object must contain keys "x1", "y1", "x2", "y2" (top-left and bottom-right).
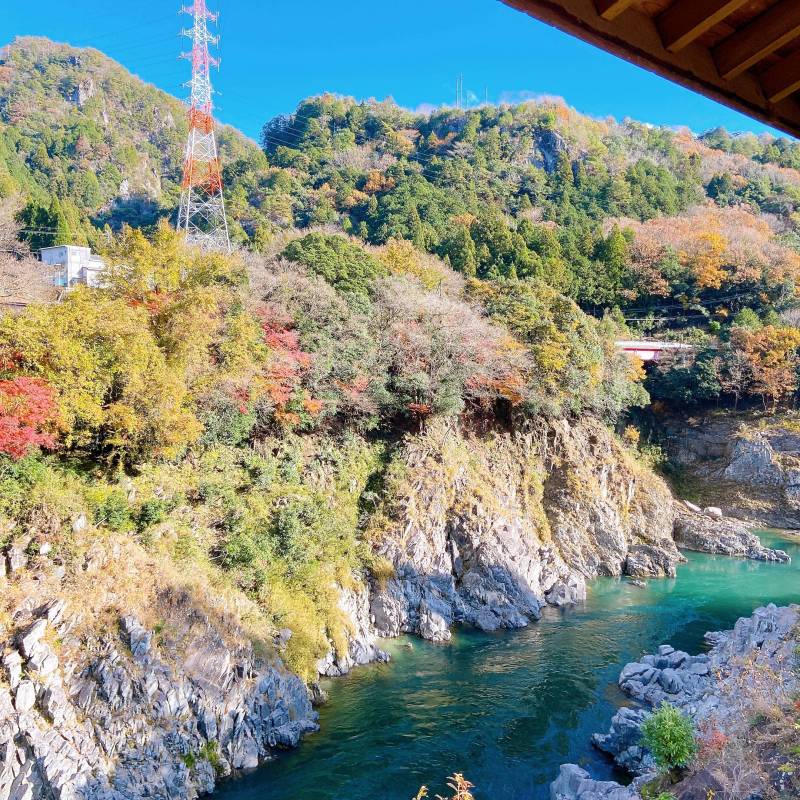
[{"x1": 615, "y1": 340, "x2": 694, "y2": 363}]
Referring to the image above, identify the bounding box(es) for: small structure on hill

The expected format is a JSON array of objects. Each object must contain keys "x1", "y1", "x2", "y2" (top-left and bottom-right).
[{"x1": 40, "y1": 245, "x2": 107, "y2": 289}]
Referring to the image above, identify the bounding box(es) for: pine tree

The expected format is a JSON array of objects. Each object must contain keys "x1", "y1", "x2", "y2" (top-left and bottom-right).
[{"x1": 49, "y1": 197, "x2": 72, "y2": 246}]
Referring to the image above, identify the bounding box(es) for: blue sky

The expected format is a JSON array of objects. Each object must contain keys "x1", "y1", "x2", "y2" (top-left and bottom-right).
[{"x1": 0, "y1": 0, "x2": 789, "y2": 141}]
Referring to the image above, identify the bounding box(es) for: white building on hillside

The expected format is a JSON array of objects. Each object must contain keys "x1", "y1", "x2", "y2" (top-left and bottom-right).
[{"x1": 40, "y1": 245, "x2": 107, "y2": 289}]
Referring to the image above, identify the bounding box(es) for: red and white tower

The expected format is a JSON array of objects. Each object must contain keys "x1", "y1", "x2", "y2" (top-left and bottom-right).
[{"x1": 177, "y1": 0, "x2": 231, "y2": 252}]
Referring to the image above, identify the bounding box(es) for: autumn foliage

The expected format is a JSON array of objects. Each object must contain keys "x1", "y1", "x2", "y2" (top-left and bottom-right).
[
  {"x1": 624, "y1": 205, "x2": 800, "y2": 298},
  {"x1": 729, "y1": 324, "x2": 800, "y2": 408},
  {"x1": 0, "y1": 376, "x2": 57, "y2": 459},
  {"x1": 256, "y1": 306, "x2": 321, "y2": 428}
]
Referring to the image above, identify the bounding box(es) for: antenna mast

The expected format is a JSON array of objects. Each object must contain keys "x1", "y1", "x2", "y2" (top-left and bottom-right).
[{"x1": 177, "y1": 0, "x2": 231, "y2": 252}]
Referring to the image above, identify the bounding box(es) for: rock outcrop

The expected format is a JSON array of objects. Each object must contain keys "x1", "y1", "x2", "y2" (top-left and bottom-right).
[
  {"x1": 662, "y1": 414, "x2": 800, "y2": 528},
  {"x1": 0, "y1": 593, "x2": 317, "y2": 800},
  {"x1": 615, "y1": 604, "x2": 798, "y2": 726},
  {"x1": 371, "y1": 418, "x2": 683, "y2": 642},
  {"x1": 317, "y1": 585, "x2": 390, "y2": 676},
  {"x1": 591, "y1": 707, "x2": 655, "y2": 776},
  {"x1": 550, "y1": 764, "x2": 637, "y2": 800},
  {"x1": 673, "y1": 502, "x2": 790, "y2": 562}
]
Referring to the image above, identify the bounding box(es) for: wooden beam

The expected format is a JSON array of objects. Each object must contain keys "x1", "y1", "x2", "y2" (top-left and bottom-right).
[
  {"x1": 595, "y1": 0, "x2": 637, "y2": 21},
  {"x1": 657, "y1": 0, "x2": 750, "y2": 53},
  {"x1": 761, "y1": 49, "x2": 800, "y2": 103},
  {"x1": 713, "y1": 0, "x2": 800, "y2": 80}
]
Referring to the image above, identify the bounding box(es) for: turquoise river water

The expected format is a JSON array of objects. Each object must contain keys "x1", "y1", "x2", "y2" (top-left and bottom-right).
[{"x1": 217, "y1": 531, "x2": 800, "y2": 800}]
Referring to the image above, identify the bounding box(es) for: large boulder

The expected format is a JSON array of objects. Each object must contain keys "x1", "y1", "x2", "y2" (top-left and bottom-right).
[{"x1": 592, "y1": 707, "x2": 655, "y2": 775}]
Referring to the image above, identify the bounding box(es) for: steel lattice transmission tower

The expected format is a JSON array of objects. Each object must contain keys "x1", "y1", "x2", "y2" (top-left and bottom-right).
[{"x1": 177, "y1": 0, "x2": 231, "y2": 252}]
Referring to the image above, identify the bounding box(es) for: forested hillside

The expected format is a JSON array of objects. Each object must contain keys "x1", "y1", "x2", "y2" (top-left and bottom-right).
[
  {"x1": 3, "y1": 35, "x2": 800, "y2": 418},
  {"x1": 0, "y1": 37, "x2": 264, "y2": 244}
]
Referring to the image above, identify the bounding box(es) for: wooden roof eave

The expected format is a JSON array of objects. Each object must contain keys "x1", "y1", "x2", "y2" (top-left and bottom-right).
[{"x1": 504, "y1": 0, "x2": 800, "y2": 138}]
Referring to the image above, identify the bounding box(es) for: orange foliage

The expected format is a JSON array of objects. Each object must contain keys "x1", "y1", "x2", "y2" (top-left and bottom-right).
[
  {"x1": 255, "y1": 305, "x2": 320, "y2": 426},
  {"x1": 699, "y1": 726, "x2": 729, "y2": 758},
  {"x1": 363, "y1": 170, "x2": 396, "y2": 195},
  {"x1": 625, "y1": 205, "x2": 800, "y2": 296},
  {"x1": 731, "y1": 324, "x2": 800, "y2": 408}
]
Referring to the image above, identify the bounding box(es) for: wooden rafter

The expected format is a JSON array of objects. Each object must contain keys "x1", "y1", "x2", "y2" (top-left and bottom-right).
[
  {"x1": 657, "y1": 0, "x2": 750, "y2": 53},
  {"x1": 761, "y1": 49, "x2": 800, "y2": 103},
  {"x1": 713, "y1": 0, "x2": 800, "y2": 80},
  {"x1": 595, "y1": 0, "x2": 637, "y2": 21}
]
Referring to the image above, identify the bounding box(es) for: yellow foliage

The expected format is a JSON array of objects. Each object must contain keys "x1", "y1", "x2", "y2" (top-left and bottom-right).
[
  {"x1": 627, "y1": 356, "x2": 646, "y2": 383},
  {"x1": 387, "y1": 130, "x2": 415, "y2": 155},
  {"x1": 0, "y1": 288, "x2": 200, "y2": 460},
  {"x1": 622, "y1": 425, "x2": 640, "y2": 447},
  {"x1": 376, "y1": 238, "x2": 448, "y2": 290},
  {"x1": 103, "y1": 220, "x2": 244, "y2": 299},
  {"x1": 689, "y1": 230, "x2": 728, "y2": 290},
  {"x1": 451, "y1": 213, "x2": 476, "y2": 229}
]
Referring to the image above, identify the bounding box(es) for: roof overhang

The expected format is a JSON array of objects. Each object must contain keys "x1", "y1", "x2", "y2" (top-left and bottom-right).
[{"x1": 502, "y1": 0, "x2": 800, "y2": 138}]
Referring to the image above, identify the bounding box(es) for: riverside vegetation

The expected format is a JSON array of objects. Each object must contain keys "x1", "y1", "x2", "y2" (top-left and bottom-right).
[{"x1": 0, "y1": 35, "x2": 799, "y2": 800}]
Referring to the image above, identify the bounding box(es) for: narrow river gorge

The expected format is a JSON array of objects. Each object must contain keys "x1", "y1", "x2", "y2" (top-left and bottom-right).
[{"x1": 217, "y1": 531, "x2": 800, "y2": 800}]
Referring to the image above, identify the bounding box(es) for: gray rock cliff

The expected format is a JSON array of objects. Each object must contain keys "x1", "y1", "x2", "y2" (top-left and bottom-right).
[
  {"x1": 370, "y1": 418, "x2": 683, "y2": 642},
  {"x1": 0, "y1": 593, "x2": 317, "y2": 800}
]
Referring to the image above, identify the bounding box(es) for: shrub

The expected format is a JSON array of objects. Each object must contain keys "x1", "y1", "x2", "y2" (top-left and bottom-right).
[
  {"x1": 136, "y1": 498, "x2": 168, "y2": 531},
  {"x1": 415, "y1": 774, "x2": 475, "y2": 800},
  {"x1": 641, "y1": 703, "x2": 697, "y2": 773},
  {"x1": 91, "y1": 489, "x2": 133, "y2": 532},
  {"x1": 0, "y1": 455, "x2": 49, "y2": 518},
  {"x1": 197, "y1": 388, "x2": 256, "y2": 447},
  {"x1": 0, "y1": 377, "x2": 58, "y2": 459}
]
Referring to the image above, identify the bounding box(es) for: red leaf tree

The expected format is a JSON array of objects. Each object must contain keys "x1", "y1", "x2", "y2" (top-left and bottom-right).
[{"x1": 0, "y1": 377, "x2": 58, "y2": 459}]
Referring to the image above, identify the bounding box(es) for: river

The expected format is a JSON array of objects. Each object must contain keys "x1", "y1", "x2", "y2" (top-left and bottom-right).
[{"x1": 216, "y1": 531, "x2": 800, "y2": 800}]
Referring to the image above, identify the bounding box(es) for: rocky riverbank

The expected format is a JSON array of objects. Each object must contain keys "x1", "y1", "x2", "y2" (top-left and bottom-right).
[
  {"x1": 0, "y1": 529, "x2": 321, "y2": 800},
  {"x1": 0, "y1": 591, "x2": 317, "y2": 800},
  {"x1": 1, "y1": 414, "x2": 794, "y2": 800},
  {"x1": 673, "y1": 501, "x2": 790, "y2": 562},
  {"x1": 552, "y1": 604, "x2": 800, "y2": 800}
]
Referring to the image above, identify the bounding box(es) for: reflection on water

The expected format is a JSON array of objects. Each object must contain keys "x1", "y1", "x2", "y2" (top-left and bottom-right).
[{"x1": 217, "y1": 531, "x2": 800, "y2": 800}]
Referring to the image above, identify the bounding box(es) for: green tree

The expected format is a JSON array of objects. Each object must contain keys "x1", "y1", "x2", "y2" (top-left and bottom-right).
[
  {"x1": 441, "y1": 225, "x2": 477, "y2": 278},
  {"x1": 50, "y1": 196, "x2": 72, "y2": 246},
  {"x1": 640, "y1": 704, "x2": 697, "y2": 773},
  {"x1": 282, "y1": 233, "x2": 388, "y2": 298}
]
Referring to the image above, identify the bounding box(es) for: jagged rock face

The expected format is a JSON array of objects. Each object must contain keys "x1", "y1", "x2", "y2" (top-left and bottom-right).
[
  {"x1": 661, "y1": 415, "x2": 800, "y2": 528},
  {"x1": 542, "y1": 418, "x2": 681, "y2": 580},
  {"x1": 371, "y1": 419, "x2": 682, "y2": 642},
  {"x1": 530, "y1": 129, "x2": 569, "y2": 174},
  {"x1": 69, "y1": 78, "x2": 95, "y2": 108},
  {"x1": 673, "y1": 503, "x2": 791, "y2": 562},
  {"x1": 550, "y1": 764, "x2": 638, "y2": 800},
  {"x1": 0, "y1": 594, "x2": 318, "y2": 800},
  {"x1": 317, "y1": 585, "x2": 389, "y2": 677}
]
